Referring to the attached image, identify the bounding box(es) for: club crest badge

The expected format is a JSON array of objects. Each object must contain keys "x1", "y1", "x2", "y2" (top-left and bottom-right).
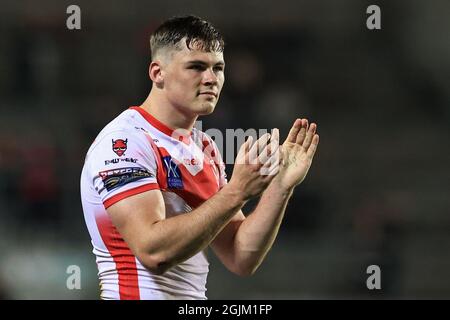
[{"x1": 112, "y1": 139, "x2": 127, "y2": 157}]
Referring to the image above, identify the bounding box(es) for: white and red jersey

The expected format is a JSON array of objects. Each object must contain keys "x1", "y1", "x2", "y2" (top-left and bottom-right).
[{"x1": 80, "y1": 106, "x2": 227, "y2": 300}]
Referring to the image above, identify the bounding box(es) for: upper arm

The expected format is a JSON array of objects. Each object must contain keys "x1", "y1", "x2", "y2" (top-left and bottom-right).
[
  {"x1": 106, "y1": 189, "x2": 166, "y2": 267},
  {"x1": 210, "y1": 209, "x2": 246, "y2": 274},
  {"x1": 87, "y1": 128, "x2": 164, "y2": 270}
]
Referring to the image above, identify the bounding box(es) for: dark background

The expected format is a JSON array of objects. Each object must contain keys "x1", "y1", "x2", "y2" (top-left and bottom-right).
[{"x1": 0, "y1": 0, "x2": 449, "y2": 299}]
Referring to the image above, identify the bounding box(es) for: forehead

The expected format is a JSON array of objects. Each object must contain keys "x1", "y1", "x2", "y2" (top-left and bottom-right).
[{"x1": 171, "y1": 40, "x2": 224, "y2": 64}]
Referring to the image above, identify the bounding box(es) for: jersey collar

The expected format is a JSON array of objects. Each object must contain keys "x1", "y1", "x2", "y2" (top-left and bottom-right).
[{"x1": 130, "y1": 106, "x2": 192, "y2": 145}]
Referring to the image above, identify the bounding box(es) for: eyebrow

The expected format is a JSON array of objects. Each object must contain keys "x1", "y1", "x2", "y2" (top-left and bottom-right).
[{"x1": 185, "y1": 60, "x2": 225, "y2": 67}]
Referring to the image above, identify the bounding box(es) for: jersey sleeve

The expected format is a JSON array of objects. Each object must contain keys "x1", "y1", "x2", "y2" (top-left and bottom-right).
[{"x1": 87, "y1": 130, "x2": 160, "y2": 209}]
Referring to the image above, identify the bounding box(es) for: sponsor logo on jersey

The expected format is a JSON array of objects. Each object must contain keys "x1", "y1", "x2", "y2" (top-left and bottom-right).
[
  {"x1": 104, "y1": 157, "x2": 138, "y2": 165},
  {"x1": 112, "y1": 139, "x2": 127, "y2": 157},
  {"x1": 99, "y1": 167, "x2": 153, "y2": 191},
  {"x1": 162, "y1": 156, "x2": 183, "y2": 189},
  {"x1": 183, "y1": 158, "x2": 200, "y2": 166}
]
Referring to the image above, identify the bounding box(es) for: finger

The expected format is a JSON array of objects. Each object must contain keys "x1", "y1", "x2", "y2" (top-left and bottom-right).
[
  {"x1": 249, "y1": 133, "x2": 271, "y2": 164},
  {"x1": 260, "y1": 144, "x2": 280, "y2": 173},
  {"x1": 285, "y1": 119, "x2": 302, "y2": 144},
  {"x1": 260, "y1": 158, "x2": 280, "y2": 176},
  {"x1": 302, "y1": 123, "x2": 317, "y2": 150},
  {"x1": 267, "y1": 163, "x2": 280, "y2": 176},
  {"x1": 259, "y1": 143, "x2": 279, "y2": 165},
  {"x1": 266, "y1": 151, "x2": 280, "y2": 170},
  {"x1": 306, "y1": 134, "x2": 319, "y2": 159},
  {"x1": 269, "y1": 128, "x2": 280, "y2": 163},
  {"x1": 258, "y1": 129, "x2": 279, "y2": 164},
  {"x1": 270, "y1": 143, "x2": 281, "y2": 166},
  {"x1": 271, "y1": 128, "x2": 279, "y2": 146},
  {"x1": 295, "y1": 119, "x2": 308, "y2": 145},
  {"x1": 258, "y1": 143, "x2": 271, "y2": 164},
  {"x1": 236, "y1": 135, "x2": 253, "y2": 165}
]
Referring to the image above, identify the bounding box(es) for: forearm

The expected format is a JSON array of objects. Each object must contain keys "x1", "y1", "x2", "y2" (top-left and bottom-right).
[
  {"x1": 233, "y1": 178, "x2": 293, "y2": 274},
  {"x1": 143, "y1": 183, "x2": 245, "y2": 271}
]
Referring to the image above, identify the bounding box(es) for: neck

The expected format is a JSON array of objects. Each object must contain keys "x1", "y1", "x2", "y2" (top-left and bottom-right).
[{"x1": 140, "y1": 90, "x2": 197, "y2": 132}]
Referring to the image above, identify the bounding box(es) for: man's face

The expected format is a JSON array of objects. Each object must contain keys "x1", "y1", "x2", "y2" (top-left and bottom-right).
[{"x1": 160, "y1": 40, "x2": 225, "y2": 117}]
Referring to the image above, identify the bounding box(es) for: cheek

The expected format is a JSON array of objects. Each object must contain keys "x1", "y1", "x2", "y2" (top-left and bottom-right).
[
  {"x1": 167, "y1": 74, "x2": 197, "y2": 97},
  {"x1": 178, "y1": 72, "x2": 201, "y2": 90},
  {"x1": 217, "y1": 75, "x2": 225, "y2": 91},
  {"x1": 218, "y1": 71, "x2": 225, "y2": 83}
]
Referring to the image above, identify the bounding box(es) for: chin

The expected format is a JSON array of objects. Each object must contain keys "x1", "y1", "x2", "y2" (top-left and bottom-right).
[{"x1": 197, "y1": 103, "x2": 216, "y2": 115}]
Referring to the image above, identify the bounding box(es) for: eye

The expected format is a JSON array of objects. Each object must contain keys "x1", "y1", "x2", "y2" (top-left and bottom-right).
[
  {"x1": 213, "y1": 66, "x2": 224, "y2": 72},
  {"x1": 188, "y1": 65, "x2": 205, "y2": 71}
]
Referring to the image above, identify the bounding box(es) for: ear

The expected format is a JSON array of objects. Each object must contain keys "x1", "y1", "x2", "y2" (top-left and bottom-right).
[{"x1": 149, "y1": 61, "x2": 164, "y2": 84}]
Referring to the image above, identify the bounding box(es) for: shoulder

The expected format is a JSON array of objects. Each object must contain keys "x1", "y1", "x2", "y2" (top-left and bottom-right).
[{"x1": 88, "y1": 109, "x2": 151, "y2": 153}]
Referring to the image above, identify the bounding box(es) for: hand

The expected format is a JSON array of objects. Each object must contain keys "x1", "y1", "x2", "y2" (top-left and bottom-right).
[
  {"x1": 274, "y1": 119, "x2": 319, "y2": 191},
  {"x1": 228, "y1": 132, "x2": 280, "y2": 201}
]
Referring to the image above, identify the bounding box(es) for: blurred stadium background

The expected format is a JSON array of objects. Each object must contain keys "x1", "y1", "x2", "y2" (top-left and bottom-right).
[{"x1": 0, "y1": 0, "x2": 449, "y2": 299}]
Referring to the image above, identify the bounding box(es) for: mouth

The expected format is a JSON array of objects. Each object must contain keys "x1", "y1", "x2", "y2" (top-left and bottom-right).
[{"x1": 199, "y1": 91, "x2": 218, "y2": 98}]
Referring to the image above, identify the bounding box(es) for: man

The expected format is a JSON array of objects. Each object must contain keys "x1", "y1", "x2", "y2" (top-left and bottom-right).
[{"x1": 80, "y1": 15, "x2": 319, "y2": 300}]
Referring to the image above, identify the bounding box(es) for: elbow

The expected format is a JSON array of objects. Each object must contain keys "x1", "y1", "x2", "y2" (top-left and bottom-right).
[
  {"x1": 231, "y1": 264, "x2": 259, "y2": 277},
  {"x1": 138, "y1": 252, "x2": 172, "y2": 275},
  {"x1": 147, "y1": 263, "x2": 171, "y2": 276},
  {"x1": 237, "y1": 268, "x2": 257, "y2": 277}
]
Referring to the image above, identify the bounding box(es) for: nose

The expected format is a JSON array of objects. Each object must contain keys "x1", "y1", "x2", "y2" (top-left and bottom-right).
[{"x1": 202, "y1": 68, "x2": 218, "y2": 86}]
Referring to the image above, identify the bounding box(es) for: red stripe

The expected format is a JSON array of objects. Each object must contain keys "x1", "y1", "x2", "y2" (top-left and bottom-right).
[
  {"x1": 95, "y1": 214, "x2": 141, "y2": 300},
  {"x1": 147, "y1": 138, "x2": 168, "y2": 190},
  {"x1": 103, "y1": 183, "x2": 160, "y2": 209},
  {"x1": 130, "y1": 106, "x2": 191, "y2": 145}
]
